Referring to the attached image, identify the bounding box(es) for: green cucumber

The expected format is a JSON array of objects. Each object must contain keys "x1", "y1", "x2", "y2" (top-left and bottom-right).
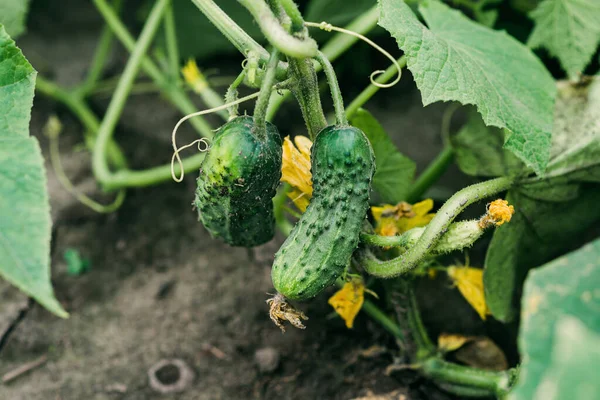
[
  {"x1": 194, "y1": 116, "x2": 282, "y2": 247},
  {"x1": 271, "y1": 125, "x2": 375, "y2": 300}
]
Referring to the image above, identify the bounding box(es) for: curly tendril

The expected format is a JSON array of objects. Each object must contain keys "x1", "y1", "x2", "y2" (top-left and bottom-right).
[{"x1": 304, "y1": 21, "x2": 402, "y2": 88}]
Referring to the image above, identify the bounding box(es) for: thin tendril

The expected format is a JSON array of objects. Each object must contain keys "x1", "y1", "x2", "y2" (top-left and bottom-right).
[
  {"x1": 305, "y1": 21, "x2": 402, "y2": 88},
  {"x1": 46, "y1": 118, "x2": 126, "y2": 213}
]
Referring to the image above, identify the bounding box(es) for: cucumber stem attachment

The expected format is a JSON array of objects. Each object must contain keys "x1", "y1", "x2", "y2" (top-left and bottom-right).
[
  {"x1": 253, "y1": 49, "x2": 281, "y2": 138},
  {"x1": 313, "y1": 51, "x2": 347, "y2": 126}
]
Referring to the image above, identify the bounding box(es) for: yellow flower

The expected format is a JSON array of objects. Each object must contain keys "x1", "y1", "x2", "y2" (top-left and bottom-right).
[
  {"x1": 447, "y1": 266, "x2": 489, "y2": 320},
  {"x1": 438, "y1": 333, "x2": 472, "y2": 353},
  {"x1": 479, "y1": 199, "x2": 515, "y2": 228},
  {"x1": 371, "y1": 199, "x2": 435, "y2": 236},
  {"x1": 281, "y1": 136, "x2": 313, "y2": 212},
  {"x1": 181, "y1": 59, "x2": 208, "y2": 93},
  {"x1": 328, "y1": 280, "x2": 365, "y2": 329}
]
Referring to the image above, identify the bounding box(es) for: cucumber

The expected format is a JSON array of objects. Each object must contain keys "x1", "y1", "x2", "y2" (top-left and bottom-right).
[
  {"x1": 194, "y1": 116, "x2": 282, "y2": 247},
  {"x1": 271, "y1": 125, "x2": 375, "y2": 300}
]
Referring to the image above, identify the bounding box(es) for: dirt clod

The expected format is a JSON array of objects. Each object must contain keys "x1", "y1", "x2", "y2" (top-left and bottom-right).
[{"x1": 254, "y1": 347, "x2": 280, "y2": 373}]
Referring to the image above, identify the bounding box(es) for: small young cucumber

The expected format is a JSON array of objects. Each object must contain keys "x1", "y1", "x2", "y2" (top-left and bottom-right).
[
  {"x1": 271, "y1": 125, "x2": 375, "y2": 300},
  {"x1": 194, "y1": 116, "x2": 282, "y2": 247}
]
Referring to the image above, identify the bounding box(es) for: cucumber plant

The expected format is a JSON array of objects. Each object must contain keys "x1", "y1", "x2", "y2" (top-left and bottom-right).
[{"x1": 4, "y1": 0, "x2": 600, "y2": 398}]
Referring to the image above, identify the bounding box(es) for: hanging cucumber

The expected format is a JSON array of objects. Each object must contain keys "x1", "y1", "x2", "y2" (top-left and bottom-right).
[
  {"x1": 193, "y1": 50, "x2": 283, "y2": 247},
  {"x1": 271, "y1": 124, "x2": 375, "y2": 299},
  {"x1": 194, "y1": 116, "x2": 282, "y2": 246}
]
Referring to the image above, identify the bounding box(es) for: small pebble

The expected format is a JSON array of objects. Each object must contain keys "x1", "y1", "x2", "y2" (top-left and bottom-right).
[{"x1": 254, "y1": 347, "x2": 280, "y2": 373}]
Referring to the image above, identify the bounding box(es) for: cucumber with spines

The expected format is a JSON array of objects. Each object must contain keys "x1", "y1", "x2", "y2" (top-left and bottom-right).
[
  {"x1": 271, "y1": 125, "x2": 375, "y2": 300},
  {"x1": 194, "y1": 116, "x2": 282, "y2": 247}
]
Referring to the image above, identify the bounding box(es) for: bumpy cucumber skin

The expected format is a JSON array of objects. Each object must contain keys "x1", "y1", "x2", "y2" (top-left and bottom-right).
[
  {"x1": 271, "y1": 125, "x2": 375, "y2": 300},
  {"x1": 194, "y1": 116, "x2": 282, "y2": 247}
]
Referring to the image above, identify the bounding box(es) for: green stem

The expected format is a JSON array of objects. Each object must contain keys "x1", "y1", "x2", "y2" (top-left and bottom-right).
[
  {"x1": 253, "y1": 49, "x2": 280, "y2": 137},
  {"x1": 360, "y1": 220, "x2": 485, "y2": 254},
  {"x1": 93, "y1": 0, "x2": 213, "y2": 138},
  {"x1": 225, "y1": 71, "x2": 246, "y2": 118},
  {"x1": 420, "y1": 357, "x2": 512, "y2": 397},
  {"x1": 362, "y1": 300, "x2": 405, "y2": 341},
  {"x1": 238, "y1": 0, "x2": 317, "y2": 59},
  {"x1": 345, "y1": 56, "x2": 406, "y2": 120},
  {"x1": 314, "y1": 51, "x2": 347, "y2": 126},
  {"x1": 406, "y1": 284, "x2": 435, "y2": 357},
  {"x1": 164, "y1": 0, "x2": 180, "y2": 80},
  {"x1": 361, "y1": 177, "x2": 514, "y2": 277},
  {"x1": 277, "y1": 0, "x2": 305, "y2": 32},
  {"x1": 288, "y1": 57, "x2": 327, "y2": 139},
  {"x1": 190, "y1": 0, "x2": 268, "y2": 59},
  {"x1": 36, "y1": 76, "x2": 127, "y2": 168},
  {"x1": 93, "y1": 0, "x2": 169, "y2": 187},
  {"x1": 79, "y1": 0, "x2": 123, "y2": 96},
  {"x1": 406, "y1": 146, "x2": 454, "y2": 203}
]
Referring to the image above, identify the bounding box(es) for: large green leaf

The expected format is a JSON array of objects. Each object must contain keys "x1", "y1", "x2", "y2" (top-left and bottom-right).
[
  {"x1": 0, "y1": 25, "x2": 67, "y2": 318},
  {"x1": 453, "y1": 79, "x2": 600, "y2": 184},
  {"x1": 509, "y1": 239, "x2": 600, "y2": 399},
  {"x1": 378, "y1": 0, "x2": 556, "y2": 175},
  {"x1": 451, "y1": 109, "x2": 524, "y2": 177},
  {"x1": 0, "y1": 0, "x2": 31, "y2": 38},
  {"x1": 527, "y1": 0, "x2": 600, "y2": 79},
  {"x1": 350, "y1": 108, "x2": 416, "y2": 203},
  {"x1": 483, "y1": 187, "x2": 600, "y2": 321}
]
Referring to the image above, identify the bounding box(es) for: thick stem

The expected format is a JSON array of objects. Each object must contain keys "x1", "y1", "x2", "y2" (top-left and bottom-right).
[
  {"x1": 362, "y1": 300, "x2": 405, "y2": 341},
  {"x1": 406, "y1": 146, "x2": 455, "y2": 203},
  {"x1": 277, "y1": 0, "x2": 305, "y2": 32},
  {"x1": 420, "y1": 358, "x2": 512, "y2": 397},
  {"x1": 225, "y1": 71, "x2": 246, "y2": 119},
  {"x1": 288, "y1": 57, "x2": 327, "y2": 139},
  {"x1": 93, "y1": 0, "x2": 169, "y2": 187},
  {"x1": 345, "y1": 56, "x2": 406, "y2": 120},
  {"x1": 361, "y1": 177, "x2": 514, "y2": 277},
  {"x1": 36, "y1": 76, "x2": 127, "y2": 168},
  {"x1": 314, "y1": 51, "x2": 347, "y2": 126},
  {"x1": 79, "y1": 0, "x2": 123, "y2": 95},
  {"x1": 164, "y1": 1, "x2": 180, "y2": 80},
  {"x1": 253, "y1": 49, "x2": 280, "y2": 137},
  {"x1": 93, "y1": 0, "x2": 213, "y2": 138},
  {"x1": 238, "y1": 0, "x2": 317, "y2": 59}
]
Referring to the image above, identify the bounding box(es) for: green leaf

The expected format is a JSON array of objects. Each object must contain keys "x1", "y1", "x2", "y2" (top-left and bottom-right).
[
  {"x1": 509, "y1": 239, "x2": 600, "y2": 399},
  {"x1": 0, "y1": 26, "x2": 67, "y2": 318},
  {"x1": 536, "y1": 79, "x2": 600, "y2": 183},
  {"x1": 378, "y1": 0, "x2": 556, "y2": 175},
  {"x1": 350, "y1": 108, "x2": 416, "y2": 203},
  {"x1": 527, "y1": 0, "x2": 600, "y2": 79},
  {"x1": 0, "y1": 0, "x2": 31, "y2": 38},
  {"x1": 483, "y1": 187, "x2": 600, "y2": 321},
  {"x1": 451, "y1": 109, "x2": 524, "y2": 177}
]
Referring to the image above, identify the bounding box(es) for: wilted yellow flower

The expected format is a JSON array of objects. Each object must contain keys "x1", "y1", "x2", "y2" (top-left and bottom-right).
[
  {"x1": 328, "y1": 280, "x2": 365, "y2": 329},
  {"x1": 281, "y1": 136, "x2": 313, "y2": 212},
  {"x1": 371, "y1": 199, "x2": 435, "y2": 236},
  {"x1": 479, "y1": 199, "x2": 515, "y2": 228},
  {"x1": 438, "y1": 333, "x2": 471, "y2": 352},
  {"x1": 447, "y1": 266, "x2": 489, "y2": 320},
  {"x1": 181, "y1": 59, "x2": 208, "y2": 93}
]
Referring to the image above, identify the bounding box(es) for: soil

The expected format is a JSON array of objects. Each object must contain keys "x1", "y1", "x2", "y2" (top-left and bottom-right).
[{"x1": 0, "y1": 1, "x2": 484, "y2": 399}]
